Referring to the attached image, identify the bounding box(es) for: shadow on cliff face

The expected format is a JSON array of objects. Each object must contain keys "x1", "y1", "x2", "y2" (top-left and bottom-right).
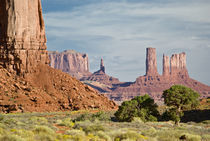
[{"x1": 181, "y1": 109, "x2": 210, "y2": 123}]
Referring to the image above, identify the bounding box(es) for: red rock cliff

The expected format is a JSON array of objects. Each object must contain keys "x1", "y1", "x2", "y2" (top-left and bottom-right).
[{"x1": 0, "y1": 0, "x2": 49, "y2": 75}]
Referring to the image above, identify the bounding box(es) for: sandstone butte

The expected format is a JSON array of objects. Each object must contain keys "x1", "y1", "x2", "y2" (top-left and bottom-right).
[
  {"x1": 50, "y1": 48, "x2": 210, "y2": 104},
  {"x1": 0, "y1": 0, "x2": 117, "y2": 113},
  {"x1": 106, "y1": 48, "x2": 210, "y2": 104},
  {"x1": 48, "y1": 50, "x2": 92, "y2": 80}
]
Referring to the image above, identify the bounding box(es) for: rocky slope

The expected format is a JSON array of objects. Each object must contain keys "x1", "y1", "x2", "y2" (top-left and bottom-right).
[
  {"x1": 0, "y1": 0, "x2": 117, "y2": 113},
  {"x1": 49, "y1": 50, "x2": 92, "y2": 79},
  {"x1": 0, "y1": 65, "x2": 117, "y2": 113}
]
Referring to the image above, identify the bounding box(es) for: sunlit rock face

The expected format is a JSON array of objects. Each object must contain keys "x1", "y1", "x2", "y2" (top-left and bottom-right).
[
  {"x1": 0, "y1": 0, "x2": 49, "y2": 75},
  {"x1": 48, "y1": 50, "x2": 91, "y2": 79}
]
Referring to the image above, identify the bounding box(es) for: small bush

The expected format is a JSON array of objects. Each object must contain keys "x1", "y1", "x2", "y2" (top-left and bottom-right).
[
  {"x1": 74, "y1": 121, "x2": 105, "y2": 134},
  {"x1": 34, "y1": 133, "x2": 54, "y2": 141},
  {"x1": 57, "y1": 118, "x2": 74, "y2": 128},
  {"x1": 75, "y1": 113, "x2": 92, "y2": 121},
  {"x1": 75, "y1": 111, "x2": 110, "y2": 122},
  {"x1": 92, "y1": 111, "x2": 111, "y2": 121},
  {"x1": 33, "y1": 125, "x2": 55, "y2": 135},
  {"x1": 29, "y1": 116, "x2": 48, "y2": 125},
  {"x1": 0, "y1": 114, "x2": 4, "y2": 121},
  {"x1": 95, "y1": 131, "x2": 112, "y2": 141},
  {"x1": 65, "y1": 129, "x2": 85, "y2": 136},
  {"x1": 181, "y1": 133, "x2": 202, "y2": 141},
  {"x1": 112, "y1": 130, "x2": 146, "y2": 141},
  {"x1": 202, "y1": 134, "x2": 210, "y2": 141},
  {"x1": 0, "y1": 134, "x2": 24, "y2": 141},
  {"x1": 156, "y1": 130, "x2": 183, "y2": 141},
  {"x1": 83, "y1": 124, "x2": 105, "y2": 134},
  {"x1": 11, "y1": 129, "x2": 34, "y2": 139},
  {"x1": 141, "y1": 127, "x2": 157, "y2": 137}
]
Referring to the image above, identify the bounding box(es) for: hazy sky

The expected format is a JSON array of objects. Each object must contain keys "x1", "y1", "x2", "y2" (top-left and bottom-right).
[{"x1": 42, "y1": 0, "x2": 210, "y2": 85}]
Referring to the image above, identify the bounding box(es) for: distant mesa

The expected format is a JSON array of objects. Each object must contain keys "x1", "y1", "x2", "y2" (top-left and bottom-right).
[
  {"x1": 49, "y1": 48, "x2": 210, "y2": 104},
  {"x1": 48, "y1": 50, "x2": 92, "y2": 79}
]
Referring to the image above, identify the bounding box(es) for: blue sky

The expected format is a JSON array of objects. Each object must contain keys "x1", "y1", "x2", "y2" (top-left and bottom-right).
[{"x1": 42, "y1": 0, "x2": 210, "y2": 85}]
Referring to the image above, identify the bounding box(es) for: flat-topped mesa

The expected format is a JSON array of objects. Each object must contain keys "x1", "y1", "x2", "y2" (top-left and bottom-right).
[
  {"x1": 49, "y1": 50, "x2": 89, "y2": 73},
  {"x1": 170, "y1": 52, "x2": 188, "y2": 77},
  {"x1": 162, "y1": 54, "x2": 170, "y2": 76},
  {"x1": 0, "y1": 0, "x2": 49, "y2": 75},
  {"x1": 100, "y1": 58, "x2": 105, "y2": 73},
  {"x1": 146, "y1": 48, "x2": 159, "y2": 76}
]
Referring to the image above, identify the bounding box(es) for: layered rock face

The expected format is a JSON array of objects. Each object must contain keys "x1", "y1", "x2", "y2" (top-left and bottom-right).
[
  {"x1": 163, "y1": 54, "x2": 170, "y2": 76},
  {"x1": 0, "y1": 0, "x2": 117, "y2": 113},
  {"x1": 170, "y1": 52, "x2": 188, "y2": 77},
  {"x1": 49, "y1": 50, "x2": 91, "y2": 79},
  {"x1": 0, "y1": 0, "x2": 49, "y2": 75}
]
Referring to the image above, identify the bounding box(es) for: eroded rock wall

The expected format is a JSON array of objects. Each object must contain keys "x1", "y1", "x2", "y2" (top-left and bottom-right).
[
  {"x1": 48, "y1": 50, "x2": 91, "y2": 79},
  {"x1": 0, "y1": 0, "x2": 49, "y2": 75},
  {"x1": 163, "y1": 54, "x2": 170, "y2": 76}
]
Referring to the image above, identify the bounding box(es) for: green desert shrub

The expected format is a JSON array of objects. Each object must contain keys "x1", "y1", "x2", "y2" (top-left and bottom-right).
[
  {"x1": 3, "y1": 118, "x2": 18, "y2": 125},
  {"x1": 111, "y1": 129, "x2": 146, "y2": 141},
  {"x1": 74, "y1": 121, "x2": 105, "y2": 134},
  {"x1": 33, "y1": 125, "x2": 55, "y2": 135},
  {"x1": 92, "y1": 111, "x2": 111, "y2": 121},
  {"x1": 114, "y1": 94, "x2": 159, "y2": 122},
  {"x1": 156, "y1": 129, "x2": 183, "y2": 141},
  {"x1": 83, "y1": 124, "x2": 105, "y2": 134},
  {"x1": 75, "y1": 111, "x2": 110, "y2": 122},
  {"x1": 10, "y1": 129, "x2": 34, "y2": 139},
  {"x1": 0, "y1": 134, "x2": 24, "y2": 141},
  {"x1": 65, "y1": 129, "x2": 85, "y2": 136},
  {"x1": 29, "y1": 116, "x2": 48, "y2": 125},
  {"x1": 180, "y1": 133, "x2": 202, "y2": 141},
  {"x1": 95, "y1": 131, "x2": 112, "y2": 141},
  {"x1": 0, "y1": 114, "x2": 4, "y2": 121},
  {"x1": 57, "y1": 118, "x2": 74, "y2": 128},
  {"x1": 33, "y1": 126, "x2": 55, "y2": 141},
  {"x1": 34, "y1": 133, "x2": 55, "y2": 141},
  {"x1": 75, "y1": 112, "x2": 92, "y2": 121},
  {"x1": 202, "y1": 134, "x2": 210, "y2": 141},
  {"x1": 141, "y1": 127, "x2": 157, "y2": 137},
  {"x1": 131, "y1": 117, "x2": 143, "y2": 123},
  {"x1": 0, "y1": 128, "x2": 5, "y2": 135}
]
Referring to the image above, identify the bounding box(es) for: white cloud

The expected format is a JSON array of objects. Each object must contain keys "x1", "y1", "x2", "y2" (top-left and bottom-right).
[{"x1": 43, "y1": 0, "x2": 210, "y2": 85}]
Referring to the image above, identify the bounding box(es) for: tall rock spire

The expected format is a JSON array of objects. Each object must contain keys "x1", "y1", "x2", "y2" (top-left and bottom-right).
[
  {"x1": 0, "y1": 0, "x2": 49, "y2": 75},
  {"x1": 170, "y1": 52, "x2": 188, "y2": 77},
  {"x1": 163, "y1": 54, "x2": 170, "y2": 76},
  {"x1": 146, "y1": 48, "x2": 159, "y2": 76},
  {"x1": 100, "y1": 58, "x2": 105, "y2": 73}
]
